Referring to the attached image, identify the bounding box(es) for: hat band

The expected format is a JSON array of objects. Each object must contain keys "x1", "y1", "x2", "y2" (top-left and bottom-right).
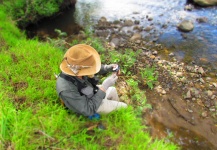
[{"x1": 64, "y1": 58, "x2": 92, "y2": 75}]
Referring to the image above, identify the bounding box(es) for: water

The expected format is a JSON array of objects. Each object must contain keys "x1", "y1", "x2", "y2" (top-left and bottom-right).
[
  {"x1": 74, "y1": 0, "x2": 217, "y2": 70},
  {"x1": 27, "y1": 0, "x2": 217, "y2": 71}
]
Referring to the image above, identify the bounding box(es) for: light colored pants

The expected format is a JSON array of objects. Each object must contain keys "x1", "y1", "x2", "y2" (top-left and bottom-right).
[{"x1": 97, "y1": 87, "x2": 127, "y2": 114}]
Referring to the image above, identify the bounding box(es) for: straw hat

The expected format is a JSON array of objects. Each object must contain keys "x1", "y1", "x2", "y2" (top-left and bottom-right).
[{"x1": 60, "y1": 44, "x2": 101, "y2": 76}]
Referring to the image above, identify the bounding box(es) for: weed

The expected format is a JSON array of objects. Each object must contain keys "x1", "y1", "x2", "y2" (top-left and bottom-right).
[{"x1": 140, "y1": 66, "x2": 158, "y2": 89}]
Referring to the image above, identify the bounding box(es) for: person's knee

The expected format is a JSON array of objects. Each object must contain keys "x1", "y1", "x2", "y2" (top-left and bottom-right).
[
  {"x1": 108, "y1": 86, "x2": 116, "y2": 92},
  {"x1": 120, "y1": 102, "x2": 127, "y2": 108}
]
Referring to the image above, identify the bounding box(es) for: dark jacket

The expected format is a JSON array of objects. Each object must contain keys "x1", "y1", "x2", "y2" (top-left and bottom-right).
[{"x1": 56, "y1": 65, "x2": 109, "y2": 116}]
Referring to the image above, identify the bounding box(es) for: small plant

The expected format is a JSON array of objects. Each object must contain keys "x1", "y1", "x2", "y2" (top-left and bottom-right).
[
  {"x1": 140, "y1": 66, "x2": 158, "y2": 89},
  {"x1": 109, "y1": 49, "x2": 142, "y2": 75},
  {"x1": 126, "y1": 79, "x2": 148, "y2": 106}
]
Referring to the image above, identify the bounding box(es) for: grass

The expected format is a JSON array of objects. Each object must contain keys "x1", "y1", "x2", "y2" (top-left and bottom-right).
[{"x1": 0, "y1": 5, "x2": 179, "y2": 150}]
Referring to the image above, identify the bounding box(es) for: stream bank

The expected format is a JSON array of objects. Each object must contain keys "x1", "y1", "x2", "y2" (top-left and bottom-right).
[{"x1": 91, "y1": 17, "x2": 217, "y2": 150}]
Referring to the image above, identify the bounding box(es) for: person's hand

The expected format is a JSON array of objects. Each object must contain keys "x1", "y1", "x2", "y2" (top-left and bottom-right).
[
  {"x1": 104, "y1": 64, "x2": 121, "y2": 75},
  {"x1": 104, "y1": 64, "x2": 118, "y2": 72},
  {"x1": 101, "y1": 74, "x2": 118, "y2": 91}
]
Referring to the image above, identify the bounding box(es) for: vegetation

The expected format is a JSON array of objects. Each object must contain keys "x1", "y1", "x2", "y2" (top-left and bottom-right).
[
  {"x1": 140, "y1": 66, "x2": 158, "y2": 89},
  {"x1": 0, "y1": 4, "x2": 179, "y2": 150},
  {"x1": 2, "y1": 0, "x2": 64, "y2": 28}
]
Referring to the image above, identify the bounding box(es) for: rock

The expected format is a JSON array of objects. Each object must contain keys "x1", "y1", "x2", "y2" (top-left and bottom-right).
[
  {"x1": 162, "y1": 24, "x2": 168, "y2": 29},
  {"x1": 199, "y1": 78, "x2": 205, "y2": 83},
  {"x1": 204, "y1": 101, "x2": 211, "y2": 107},
  {"x1": 196, "y1": 17, "x2": 208, "y2": 23},
  {"x1": 150, "y1": 55, "x2": 156, "y2": 59},
  {"x1": 177, "y1": 20, "x2": 194, "y2": 32},
  {"x1": 97, "y1": 16, "x2": 110, "y2": 27},
  {"x1": 143, "y1": 26, "x2": 153, "y2": 32},
  {"x1": 212, "y1": 83, "x2": 217, "y2": 87},
  {"x1": 135, "y1": 40, "x2": 141, "y2": 44},
  {"x1": 123, "y1": 19, "x2": 134, "y2": 26},
  {"x1": 184, "y1": 4, "x2": 194, "y2": 11},
  {"x1": 211, "y1": 95, "x2": 216, "y2": 99},
  {"x1": 186, "y1": 90, "x2": 192, "y2": 99},
  {"x1": 187, "y1": 109, "x2": 193, "y2": 113},
  {"x1": 110, "y1": 38, "x2": 120, "y2": 48},
  {"x1": 134, "y1": 20, "x2": 140, "y2": 24},
  {"x1": 207, "y1": 90, "x2": 213, "y2": 97},
  {"x1": 152, "y1": 51, "x2": 158, "y2": 55},
  {"x1": 209, "y1": 108, "x2": 216, "y2": 112},
  {"x1": 169, "y1": 53, "x2": 175, "y2": 57},
  {"x1": 198, "y1": 67, "x2": 205, "y2": 74},
  {"x1": 161, "y1": 90, "x2": 167, "y2": 95},
  {"x1": 193, "y1": 0, "x2": 217, "y2": 6},
  {"x1": 201, "y1": 111, "x2": 208, "y2": 117},
  {"x1": 146, "y1": 14, "x2": 153, "y2": 21},
  {"x1": 133, "y1": 25, "x2": 143, "y2": 31},
  {"x1": 77, "y1": 31, "x2": 86, "y2": 40},
  {"x1": 130, "y1": 33, "x2": 142, "y2": 41},
  {"x1": 176, "y1": 72, "x2": 183, "y2": 77}
]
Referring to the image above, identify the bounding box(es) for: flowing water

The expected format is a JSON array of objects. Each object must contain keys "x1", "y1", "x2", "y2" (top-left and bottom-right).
[{"x1": 26, "y1": 0, "x2": 217, "y2": 72}]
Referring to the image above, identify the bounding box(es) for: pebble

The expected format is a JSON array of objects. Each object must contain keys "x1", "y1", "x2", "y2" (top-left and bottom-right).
[
  {"x1": 187, "y1": 109, "x2": 193, "y2": 113},
  {"x1": 199, "y1": 78, "x2": 205, "y2": 83},
  {"x1": 186, "y1": 90, "x2": 192, "y2": 99},
  {"x1": 201, "y1": 111, "x2": 208, "y2": 117},
  {"x1": 161, "y1": 90, "x2": 167, "y2": 95},
  {"x1": 198, "y1": 67, "x2": 205, "y2": 74},
  {"x1": 213, "y1": 83, "x2": 217, "y2": 87},
  {"x1": 207, "y1": 90, "x2": 213, "y2": 97},
  {"x1": 209, "y1": 108, "x2": 216, "y2": 112}
]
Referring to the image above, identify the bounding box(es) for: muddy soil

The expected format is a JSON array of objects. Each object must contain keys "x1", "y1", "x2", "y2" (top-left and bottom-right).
[{"x1": 144, "y1": 66, "x2": 217, "y2": 150}]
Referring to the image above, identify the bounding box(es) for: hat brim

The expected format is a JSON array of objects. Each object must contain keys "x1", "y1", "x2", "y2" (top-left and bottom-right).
[{"x1": 60, "y1": 44, "x2": 101, "y2": 76}]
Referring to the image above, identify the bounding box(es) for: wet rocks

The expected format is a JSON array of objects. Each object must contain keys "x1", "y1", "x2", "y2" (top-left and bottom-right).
[
  {"x1": 193, "y1": 0, "x2": 217, "y2": 6},
  {"x1": 177, "y1": 20, "x2": 194, "y2": 32},
  {"x1": 130, "y1": 33, "x2": 142, "y2": 41},
  {"x1": 196, "y1": 17, "x2": 208, "y2": 23},
  {"x1": 184, "y1": 4, "x2": 194, "y2": 11},
  {"x1": 123, "y1": 19, "x2": 134, "y2": 26}
]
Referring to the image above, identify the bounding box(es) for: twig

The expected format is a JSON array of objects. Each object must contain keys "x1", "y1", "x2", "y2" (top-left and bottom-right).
[{"x1": 36, "y1": 130, "x2": 56, "y2": 142}]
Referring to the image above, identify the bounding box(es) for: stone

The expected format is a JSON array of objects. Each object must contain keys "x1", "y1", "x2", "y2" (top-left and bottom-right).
[
  {"x1": 212, "y1": 83, "x2": 217, "y2": 87},
  {"x1": 143, "y1": 26, "x2": 153, "y2": 31},
  {"x1": 201, "y1": 111, "x2": 208, "y2": 117},
  {"x1": 193, "y1": 0, "x2": 217, "y2": 6},
  {"x1": 207, "y1": 90, "x2": 213, "y2": 97},
  {"x1": 184, "y1": 4, "x2": 194, "y2": 11},
  {"x1": 199, "y1": 78, "x2": 205, "y2": 83},
  {"x1": 177, "y1": 20, "x2": 194, "y2": 32},
  {"x1": 198, "y1": 67, "x2": 205, "y2": 74},
  {"x1": 186, "y1": 90, "x2": 192, "y2": 99},
  {"x1": 123, "y1": 19, "x2": 134, "y2": 26},
  {"x1": 196, "y1": 17, "x2": 208, "y2": 23},
  {"x1": 130, "y1": 33, "x2": 142, "y2": 41}
]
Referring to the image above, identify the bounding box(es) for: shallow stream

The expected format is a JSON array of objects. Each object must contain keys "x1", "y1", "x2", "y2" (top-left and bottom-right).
[{"x1": 26, "y1": 0, "x2": 217, "y2": 72}]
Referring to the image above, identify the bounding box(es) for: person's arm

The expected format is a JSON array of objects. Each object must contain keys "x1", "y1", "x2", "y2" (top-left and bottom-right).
[{"x1": 59, "y1": 87, "x2": 106, "y2": 116}]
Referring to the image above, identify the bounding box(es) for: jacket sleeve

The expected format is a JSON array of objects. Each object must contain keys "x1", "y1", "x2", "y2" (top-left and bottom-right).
[
  {"x1": 59, "y1": 87, "x2": 106, "y2": 116},
  {"x1": 97, "y1": 64, "x2": 109, "y2": 75}
]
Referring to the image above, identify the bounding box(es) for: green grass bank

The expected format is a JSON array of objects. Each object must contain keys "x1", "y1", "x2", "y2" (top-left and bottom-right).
[{"x1": 0, "y1": 4, "x2": 179, "y2": 150}]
